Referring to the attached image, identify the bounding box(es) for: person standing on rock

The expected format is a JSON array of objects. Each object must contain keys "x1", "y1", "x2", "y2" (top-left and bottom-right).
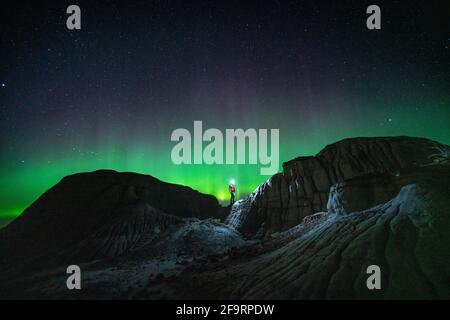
[{"x1": 229, "y1": 180, "x2": 236, "y2": 205}]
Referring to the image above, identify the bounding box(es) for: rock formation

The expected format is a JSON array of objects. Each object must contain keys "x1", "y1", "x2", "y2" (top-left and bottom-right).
[
  {"x1": 0, "y1": 170, "x2": 238, "y2": 298},
  {"x1": 138, "y1": 176, "x2": 449, "y2": 299},
  {"x1": 238, "y1": 136, "x2": 449, "y2": 236},
  {"x1": 0, "y1": 136, "x2": 448, "y2": 299}
]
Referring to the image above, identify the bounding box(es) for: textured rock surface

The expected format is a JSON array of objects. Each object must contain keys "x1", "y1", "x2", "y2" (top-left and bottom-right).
[
  {"x1": 1, "y1": 137, "x2": 449, "y2": 299},
  {"x1": 239, "y1": 137, "x2": 450, "y2": 236},
  {"x1": 0, "y1": 170, "x2": 235, "y2": 291},
  {"x1": 0, "y1": 209, "x2": 245, "y2": 299},
  {"x1": 225, "y1": 199, "x2": 252, "y2": 229},
  {"x1": 137, "y1": 175, "x2": 450, "y2": 299}
]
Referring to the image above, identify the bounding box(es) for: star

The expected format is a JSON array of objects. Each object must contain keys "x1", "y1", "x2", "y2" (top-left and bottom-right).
[{"x1": 1, "y1": 83, "x2": 5, "y2": 87}]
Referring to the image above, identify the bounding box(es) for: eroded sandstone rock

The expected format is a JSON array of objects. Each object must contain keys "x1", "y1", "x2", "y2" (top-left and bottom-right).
[{"x1": 239, "y1": 137, "x2": 450, "y2": 236}]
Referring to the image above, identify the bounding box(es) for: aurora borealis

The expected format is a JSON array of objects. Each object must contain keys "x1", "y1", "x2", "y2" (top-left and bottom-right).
[{"x1": 1, "y1": 1, "x2": 449, "y2": 219}]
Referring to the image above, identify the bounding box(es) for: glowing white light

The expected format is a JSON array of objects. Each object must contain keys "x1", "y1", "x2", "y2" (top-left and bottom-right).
[{"x1": 230, "y1": 179, "x2": 235, "y2": 185}]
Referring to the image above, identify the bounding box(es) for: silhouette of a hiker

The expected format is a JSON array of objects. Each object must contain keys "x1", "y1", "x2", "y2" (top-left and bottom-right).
[{"x1": 229, "y1": 181, "x2": 236, "y2": 205}]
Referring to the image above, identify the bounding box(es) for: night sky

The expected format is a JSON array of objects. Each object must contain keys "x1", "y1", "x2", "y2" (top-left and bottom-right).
[{"x1": 1, "y1": 0, "x2": 449, "y2": 218}]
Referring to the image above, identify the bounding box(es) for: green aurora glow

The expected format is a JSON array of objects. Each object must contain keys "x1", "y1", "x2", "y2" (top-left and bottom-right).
[
  {"x1": 1, "y1": 97, "x2": 449, "y2": 218},
  {"x1": 1, "y1": 1, "x2": 449, "y2": 219}
]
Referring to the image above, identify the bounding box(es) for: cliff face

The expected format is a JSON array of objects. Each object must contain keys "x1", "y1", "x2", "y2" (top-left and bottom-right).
[
  {"x1": 0, "y1": 137, "x2": 449, "y2": 299},
  {"x1": 239, "y1": 136, "x2": 449, "y2": 236}
]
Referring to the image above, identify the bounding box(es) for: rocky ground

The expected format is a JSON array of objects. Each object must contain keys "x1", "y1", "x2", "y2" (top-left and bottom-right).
[{"x1": 0, "y1": 136, "x2": 449, "y2": 299}]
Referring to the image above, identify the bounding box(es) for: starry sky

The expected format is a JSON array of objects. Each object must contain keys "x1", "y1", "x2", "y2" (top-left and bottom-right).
[{"x1": 0, "y1": 0, "x2": 449, "y2": 219}]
